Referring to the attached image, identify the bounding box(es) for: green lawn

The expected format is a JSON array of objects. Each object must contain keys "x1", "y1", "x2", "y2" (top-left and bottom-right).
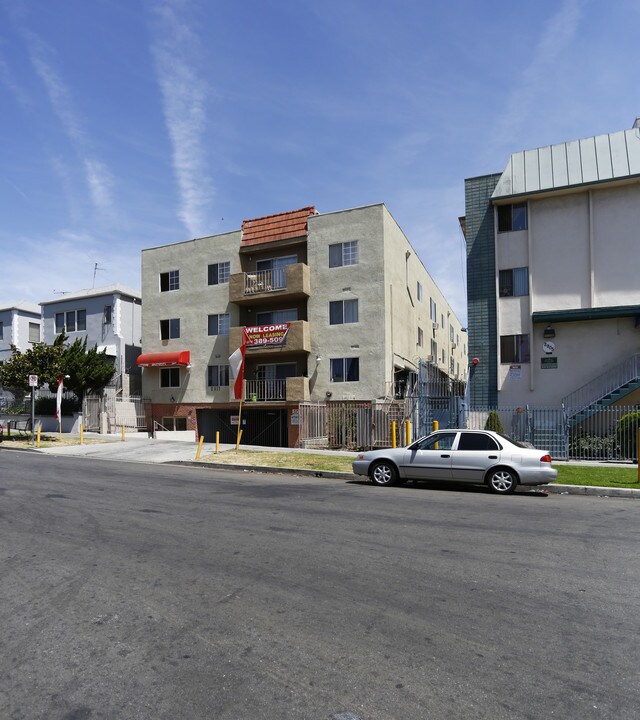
[{"x1": 555, "y1": 464, "x2": 640, "y2": 489}]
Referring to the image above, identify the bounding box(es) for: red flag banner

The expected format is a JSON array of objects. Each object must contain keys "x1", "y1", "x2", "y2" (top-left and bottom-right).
[
  {"x1": 54, "y1": 375, "x2": 63, "y2": 420},
  {"x1": 229, "y1": 344, "x2": 246, "y2": 400}
]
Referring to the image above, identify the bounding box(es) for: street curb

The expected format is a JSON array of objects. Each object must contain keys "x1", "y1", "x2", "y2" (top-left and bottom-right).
[{"x1": 171, "y1": 462, "x2": 640, "y2": 497}]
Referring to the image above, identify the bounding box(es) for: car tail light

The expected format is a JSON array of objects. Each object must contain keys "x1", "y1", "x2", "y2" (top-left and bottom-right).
[{"x1": 540, "y1": 454, "x2": 552, "y2": 463}]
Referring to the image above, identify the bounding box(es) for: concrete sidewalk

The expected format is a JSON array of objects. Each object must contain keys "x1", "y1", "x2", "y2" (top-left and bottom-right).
[{"x1": 20, "y1": 432, "x2": 640, "y2": 498}]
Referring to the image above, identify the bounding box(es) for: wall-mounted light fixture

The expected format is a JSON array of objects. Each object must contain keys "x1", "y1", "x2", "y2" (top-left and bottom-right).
[
  {"x1": 544, "y1": 326, "x2": 555, "y2": 338},
  {"x1": 316, "y1": 354, "x2": 322, "y2": 363}
]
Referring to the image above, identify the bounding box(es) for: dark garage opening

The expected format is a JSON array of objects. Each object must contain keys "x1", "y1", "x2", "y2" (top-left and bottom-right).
[{"x1": 197, "y1": 408, "x2": 289, "y2": 448}]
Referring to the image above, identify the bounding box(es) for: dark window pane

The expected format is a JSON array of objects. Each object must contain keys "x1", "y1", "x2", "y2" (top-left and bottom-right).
[
  {"x1": 330, "y1": 358, "x2": 344, "y2": 382},
  {"x1": 66, "y1": 311, "x2": 76, "y2": 332},
  {"x1": 77, "y1": 309, "x2": 86, "y2": 331},
  {"x1": 345, "y1": 357, "x2": 359, "y2": 381},
  {"x1": 329, "y1": 301, "x2": 343, "y2": 325},
  {"x1": 499, "y1": 269, "x2": 514, "y2": 297},
  {"x1": 329, "y1": 244, "x2": 342, "y2": 268},
  {"x1": 160, "y1": 272, "x2": 169, "y2": 291},
  {"x1": 497, "y1": 205, "x2": 512, "y2": 232},
  {"x1": 512, "y1": 203, "x2": 527, "y2": 231}
]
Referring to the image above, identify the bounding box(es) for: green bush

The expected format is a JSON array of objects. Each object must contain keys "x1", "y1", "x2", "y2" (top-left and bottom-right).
[
  {"x1": 616, "y1": 410, "x2": 640, "y2": 460},
  {"x1": 484, "y1": 410, "x2": 504, "y2": 433},
  {"x1": 34, "y1": 396, "x2": 81, "y2": 416},
  {"x1": 569, "y1": 432, "x2": 616, "y2": 459}
]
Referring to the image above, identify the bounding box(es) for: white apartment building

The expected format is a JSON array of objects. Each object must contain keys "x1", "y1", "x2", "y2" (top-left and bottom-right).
[
  {"x1": 40, "y1": 284, "x2": 142, "y2": 394},
  {"x1": 463, "y1": 120, "x2": 640, "y2": 413},
  {"x1": 139, "y1": 203, "x2": 467, "y2": 447}
]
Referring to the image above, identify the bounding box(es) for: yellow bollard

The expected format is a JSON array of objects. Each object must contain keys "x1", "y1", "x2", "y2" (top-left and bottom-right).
[
  {"x1": 637, "y1": 429, "x2": 639, "y2": 484},
  {"x1": 121, "y1": 424, "x2": 125, "y2": 442},
  {"x1": 391, "y1": 421, "x2": 397, "y2": 448},
  {"x1": 216, "y1": 431, "x2": 220, "y2": 454},
  {"x1": 37, "y1": 426, "x2": 41, "y2": 448},
  {"x1": 405, "y1": 420, "x2": 411, "y2": 445},
  {"x1": 80, "y1": 422, "x2": 84, "y2": 445},
  {"x1": 432, "y1": 420, "x2": 439, "y2": 432},
  {"x1": 235, "y1": 428, "x2": 243, "y2": 451},
  {"x1": 196, "y1": 435, "x2": 204, "y2": 460}
]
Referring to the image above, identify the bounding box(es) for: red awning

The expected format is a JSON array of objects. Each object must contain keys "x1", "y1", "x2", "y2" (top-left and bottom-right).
[{"x1": 136, "y1": 350, "x2": 191, "y2": 368}]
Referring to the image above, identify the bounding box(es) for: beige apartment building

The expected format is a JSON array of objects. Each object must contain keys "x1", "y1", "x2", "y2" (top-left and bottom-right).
[{"x1": 139, "y1": 203, "x2": 466, "y2": 446}]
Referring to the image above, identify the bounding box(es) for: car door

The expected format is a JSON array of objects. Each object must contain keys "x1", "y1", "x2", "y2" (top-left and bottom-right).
[
  {"x1": 449, "y1": 432, "x2": 502, "y2": 482},
  {"x1": 403, "y1": 432, "x2": 457, "y2": 480}
]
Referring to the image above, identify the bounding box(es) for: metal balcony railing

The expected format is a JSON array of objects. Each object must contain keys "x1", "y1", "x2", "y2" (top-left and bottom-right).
[
  {"x1": 243, "y1": 269, "x2": 286, "y2": 295},
  {"x1": 245, "y1": 379, "x2": 286, "y2": 401}
]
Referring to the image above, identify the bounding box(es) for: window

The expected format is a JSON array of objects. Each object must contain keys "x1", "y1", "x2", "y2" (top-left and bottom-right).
[
  {"x1": 104, "y1": 305, "x2": 112, "y2": 324},
  {"x1": 208, "y1": 364, "x2": 229, "y2": 388},
  {"x1": 417, "y1": 282, "x2": 423, "y2": 302},
  {"x1": 256, "y1": 256, "x2": 296, "y2": 289},
  {"x1": 55, "y1": 313, "x2": 64, "y2": 333},
  {"x1": 66, "y1": 311, "x2": 76, "y2": 332},
  {"x1": 256, "y1": 308, "x2": 298, "y2": 324},
  {"x1": 450, "y1": 324, "x2": 454, "y2": 342},
  {"x1": 329, "y1": 299, "x2": 358, "y2": 325},
  {"x1": 499, "y1": 267, "x2": 529, "y2": 297},
  {"x1": 162, "y1": 416, "x2": 187, "y2": 431},
  {"x1": 458, "y1": 433, "x2": 501, "y2": 451},
  {"x1": 160, "y1": 270, "x2": 180, "y2": 292},
  {"x1": 497, "y1": 203, "x2": 527, "y2": 232},
  {"x1": 208, "y1": 261, "x2": 230, "y2": 285},
  {"x1": 430, "y1": 339, "x2": 437, "y2": 360},
  {"x1": 330, "y1": 357, "x2": 359, "y2": 382},
  {"x1": 430, "y1": 298, "x2": 437, "y2": 322},
  {"x1": 0, "y1": 322, "x2": 3, "y2": 340},
  {"x1": 418, "y1": 327, "x2": 424, "y2": 347},
  {"x1": 450, "y1": 357, "x2": 455, "y2": 373},
  {"x1": 329, "y1": 241, "x2": 358, "y2": 268},
  {"x1": 160, "y1": 368, "x2": 180, "y2": 388},
  {"x1": 29, "y1": 323, "x2": 40, "y2": 343},
  {"x1": 160, "y1": 318, "x2": 180, "y2": 340},
  {"x1": 441, "y1": 349, "x2": 445, "y2": 365},
  {"x1": 415, "y1": 433, "x2": 456, "y2": 451},
  {"x1": 208, "y1": 313, "x2": 229, "y2": 336},
  {"x1": 77, "y1": 309, "x2": 86, "y2": 331},
  {"x1": 500, "y1": 334, "x2": 530, "y2": 363}
]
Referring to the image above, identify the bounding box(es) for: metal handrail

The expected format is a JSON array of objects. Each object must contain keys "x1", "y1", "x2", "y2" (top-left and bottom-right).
[
  {"x1": 243, "y1": 269, "x2": 287, "y2": 294},
  {"x1": 245, "y1": 379, "x2": 286, "y2": 401},
  {"x1": 562, "y1": 353, "x2": 640, "y2": 414}
]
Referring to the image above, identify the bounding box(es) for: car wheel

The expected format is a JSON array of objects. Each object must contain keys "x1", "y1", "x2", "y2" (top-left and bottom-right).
[
  {"x1": 487, "y1": 467, "x2": 518, "y2": 494},
  {"x1": 370, "y1": 460, "x2": 399, "y2": 487}
]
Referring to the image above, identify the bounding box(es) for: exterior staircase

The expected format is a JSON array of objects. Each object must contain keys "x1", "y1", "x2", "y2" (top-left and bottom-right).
[{"x1": 562, "y1": 353, "x2": 640, "y2": 424}]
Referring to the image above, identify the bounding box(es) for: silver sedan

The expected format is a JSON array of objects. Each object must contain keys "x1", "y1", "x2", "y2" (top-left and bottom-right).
[{"x1": 352, "y1": 429, "x2": 557, "y2": 494}]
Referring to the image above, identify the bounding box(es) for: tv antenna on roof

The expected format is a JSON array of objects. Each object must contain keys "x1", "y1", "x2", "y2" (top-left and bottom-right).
[
  {"x1": 92, "y1": 262, "x2": 106, "y2": 288},
  {"x1": 53, "y1": 290, "x2": 71, "y2": 295}
]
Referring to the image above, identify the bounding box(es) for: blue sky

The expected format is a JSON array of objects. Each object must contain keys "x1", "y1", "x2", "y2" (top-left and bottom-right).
[{"x1": 1, "y1": 0, "x2": 638, "y2": 324}]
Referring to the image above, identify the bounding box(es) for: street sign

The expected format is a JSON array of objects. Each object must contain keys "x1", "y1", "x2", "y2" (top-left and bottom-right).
[{"x1": 28, "y1": 375, "x2": 38, "y2": 387}]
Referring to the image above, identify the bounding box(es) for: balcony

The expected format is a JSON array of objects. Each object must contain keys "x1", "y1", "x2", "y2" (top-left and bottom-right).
[
  {"x1": 229, "y1": 263, "x2": 310, "y2": 305},
  {"x1": 229, "y1": 376, "x2": 310, "y2": 403},
  {"x1": 229, "y1": 320, "x2": 310, "y2": 357}
]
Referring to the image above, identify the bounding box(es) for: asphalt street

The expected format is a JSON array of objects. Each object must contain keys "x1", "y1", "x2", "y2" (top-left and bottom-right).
[{"x1": 1, "y1": 449, "x2": 639, "y2": 720}]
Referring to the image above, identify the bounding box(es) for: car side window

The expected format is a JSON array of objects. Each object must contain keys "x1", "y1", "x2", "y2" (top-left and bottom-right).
[
  {"x1": 458, "y1": 433, "x2": 500, "y2": 451},
  {"x1": 416, "y1": 433, "x2": 457, "y2": 451}
]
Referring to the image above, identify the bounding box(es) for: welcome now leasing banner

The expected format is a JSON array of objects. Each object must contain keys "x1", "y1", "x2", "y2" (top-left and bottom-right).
[{"x1": 244, "y1": 323, "x2": 290, "y2": 348}]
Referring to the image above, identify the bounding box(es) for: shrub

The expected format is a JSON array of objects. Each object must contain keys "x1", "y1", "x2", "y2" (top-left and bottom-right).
[
  {"x1": 34, "y1": 396, "x2": 81, "y2": 416},
  {"x1": 616, "y1": 410, "x2": 640, "y2": 460},
  {"x1": 484, "y1": 410, "x2": 504, "y2": 433}
]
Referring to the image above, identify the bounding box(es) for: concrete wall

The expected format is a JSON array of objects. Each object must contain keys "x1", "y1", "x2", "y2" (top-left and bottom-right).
[
  {"x1": 140, "y1": 231, "x2": 242, "y2": 404},
  {"x1": 496, "y1": 181, "x2": 640, "y2": 406}
]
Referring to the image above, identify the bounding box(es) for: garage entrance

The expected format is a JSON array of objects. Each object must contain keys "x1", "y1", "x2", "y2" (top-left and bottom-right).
[{"x1": 197, "y1": 408, "x2": 289, "y2": 447}]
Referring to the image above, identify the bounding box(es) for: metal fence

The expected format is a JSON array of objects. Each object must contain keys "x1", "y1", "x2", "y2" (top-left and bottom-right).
[
  {"x1": 83, "y1": 392, "x2": 149, "y2": 432},
  {"x1": 298, "y1": 398, "x2": 639, "y2": 461}
]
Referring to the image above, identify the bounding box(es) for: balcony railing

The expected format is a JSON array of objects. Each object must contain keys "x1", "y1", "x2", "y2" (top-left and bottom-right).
[
  {"x1": 229, "y1": 263, "x2": 310, "y2": 305},
  {"x1": 235, "y1": 376, "x2": 310, "y2": 403}
]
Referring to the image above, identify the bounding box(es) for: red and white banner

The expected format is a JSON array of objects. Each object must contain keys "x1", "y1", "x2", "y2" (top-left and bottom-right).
[
  {"x1": 229, "y1": 344, "x2": 246, "y2": 400},
  {"x1": 243, "y1": 323, "x2": 290, "y2": 348},
  {"x1": 54, "y1": 375, "x2": 63, "y2": 420}
]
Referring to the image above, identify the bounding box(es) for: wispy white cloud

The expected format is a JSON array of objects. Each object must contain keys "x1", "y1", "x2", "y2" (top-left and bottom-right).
[
  {"x1": 487, "y1": 0, "x2": 583, "y2": 158},
  {"x1": 22, "y1": 30, "x2": 115, "y2": 213},
  {"x1": 150, "y1": 0, "x2": 214, "y2": 238}
]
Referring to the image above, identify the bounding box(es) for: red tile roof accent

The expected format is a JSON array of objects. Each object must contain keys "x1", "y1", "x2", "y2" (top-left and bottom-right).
[{"x1": 241, "y1": 206, "x2": 316, "y2": 246}]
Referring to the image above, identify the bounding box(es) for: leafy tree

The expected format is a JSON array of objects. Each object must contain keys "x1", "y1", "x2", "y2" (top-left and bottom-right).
[
  {"x1": 0, "y1": 333, "x2": 115, "y2": 402},
  {"x1": 484, "y1": 410, "x2": 505, "y2": 433},
  {"x1": 0, "y1": 341, "x2": 63, "y2": 396},
  {"x1": 61, "y1": 336, "x2": 115, "y2": 400}
]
